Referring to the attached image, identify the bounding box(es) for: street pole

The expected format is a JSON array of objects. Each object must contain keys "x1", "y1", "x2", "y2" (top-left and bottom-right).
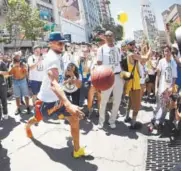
[{"x1": 58, "y1": 10, "x2": 62, "y2": 33}]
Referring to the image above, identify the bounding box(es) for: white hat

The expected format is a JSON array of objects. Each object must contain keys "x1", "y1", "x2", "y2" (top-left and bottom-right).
[{"x1": 14, "y1": 51, "x2": 22, "y2": 57}]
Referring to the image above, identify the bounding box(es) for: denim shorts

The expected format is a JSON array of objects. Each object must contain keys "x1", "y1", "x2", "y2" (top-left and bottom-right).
[
  {"x1": 29, "y1": 80, "x2": 42, "y2": 95},
  {"x1": 13, "y1": 78, "x2": 29, "y2": 98},
  {"x1": 39, "y1": 101, "x2": 70, "y2": 120}
]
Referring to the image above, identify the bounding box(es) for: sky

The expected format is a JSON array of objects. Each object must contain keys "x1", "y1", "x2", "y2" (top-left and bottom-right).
[{"x1": 110, "y1": 0, "x2": 181, "y2": 38}]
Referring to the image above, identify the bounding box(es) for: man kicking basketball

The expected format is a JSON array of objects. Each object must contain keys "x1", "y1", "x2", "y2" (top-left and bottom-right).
[{"x1": 25, "y1": 32, "x2": 90, "y2": 158}]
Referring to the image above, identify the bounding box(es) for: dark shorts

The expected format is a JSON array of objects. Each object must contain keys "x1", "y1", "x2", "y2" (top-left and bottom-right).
[
  {"x1": 29, "y1": 80, "x2": 42, "y2": 95},
  {"x1": 147, "y1": 75, "x2": 156, "y2": 84},
  {"x1": 38, "y1": 101, "x2": 70, "y2": 120}
]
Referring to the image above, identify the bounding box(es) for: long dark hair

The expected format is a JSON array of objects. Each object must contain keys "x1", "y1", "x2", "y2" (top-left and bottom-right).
[{"x1": 65, "y1": 63, "x2": 79, "y2": 79}]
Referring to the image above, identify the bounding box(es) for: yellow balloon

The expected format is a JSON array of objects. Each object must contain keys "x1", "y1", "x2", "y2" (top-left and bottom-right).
[{"x1": 118, "y1": 12, "x2": 128, "y2": 24}]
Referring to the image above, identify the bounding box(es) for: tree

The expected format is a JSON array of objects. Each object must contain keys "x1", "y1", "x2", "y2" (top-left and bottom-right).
[
  {"x1": 5, "y1": 0, "x2": 45, "y2": 50},
  {"x1": 169, "y1": 22, "x2": 181, "y2": 43},
  {"x1": 94, "y1": 24, "x2": 124, "y2": 41}
]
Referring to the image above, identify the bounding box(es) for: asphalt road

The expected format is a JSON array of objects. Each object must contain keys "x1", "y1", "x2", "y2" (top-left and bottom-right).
[{"x1": 0, "y1": 98, "x2": 169, "y2": 171}]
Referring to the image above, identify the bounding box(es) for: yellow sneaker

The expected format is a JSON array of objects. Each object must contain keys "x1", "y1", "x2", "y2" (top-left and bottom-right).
[
  {"x1": 58, "y1": 114, "x2": 65, "y2": 120},
  {"x1": 73, "y1": 147, "x2": 92, "y2": 158}
]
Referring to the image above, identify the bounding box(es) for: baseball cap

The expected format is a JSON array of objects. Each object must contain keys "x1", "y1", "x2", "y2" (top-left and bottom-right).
[
  {"x1": 105, "y1": 30, "x2": 114, "y2": 36},
  {"x1": 49, "y1": 32, "x2": 68, "y2": 42},
  {"x1": 33, "y1": 45, "x2": 41, "y2": 50},
  {"x1": 121, "y1": 40, "x2": 127, "y2": 47},
  {"x1": 125, "y1": 38, "x2": 135, "y2": 45},
  {"x1": 13, "y1": 51, "x2": 22, "y2": 57}
]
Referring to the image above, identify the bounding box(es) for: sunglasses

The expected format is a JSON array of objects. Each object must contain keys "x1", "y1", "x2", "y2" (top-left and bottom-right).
[
  {"x1": 105, "y1": 35, "x2": 113, "y2": 37},
  {"x1": 129, "y1": 43, "x2": 135, "y2": 46}
]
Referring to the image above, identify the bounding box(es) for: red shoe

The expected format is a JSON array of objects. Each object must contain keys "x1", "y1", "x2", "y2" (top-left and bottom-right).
[{"x1": 147, "y1": 124, "x2": 154, "y2": 132}]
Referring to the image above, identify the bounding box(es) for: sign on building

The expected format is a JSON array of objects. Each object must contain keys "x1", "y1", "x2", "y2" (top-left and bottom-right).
[
  {"x1": 64, "y1": 34, "x2": 72, "y2": 43},
  {"x1": 57, "y1": 0, "x2": 81, "y2": 22}
]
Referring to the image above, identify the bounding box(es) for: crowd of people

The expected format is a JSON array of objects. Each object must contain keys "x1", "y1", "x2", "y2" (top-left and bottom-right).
[{"x1": 0, "y1": 30, "x2": 181, "y2": 157}]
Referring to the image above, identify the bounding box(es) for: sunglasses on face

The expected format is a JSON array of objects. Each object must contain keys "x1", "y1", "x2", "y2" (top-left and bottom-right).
[
  {"x1": 105, "y1": 35, "x2": 113, "y2": 37},
  {"x1": 129, "y1": 43, "x2": 135, "y2": 46}
]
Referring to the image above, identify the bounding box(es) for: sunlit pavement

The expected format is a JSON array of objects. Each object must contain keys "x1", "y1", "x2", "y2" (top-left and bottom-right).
[{"x1": 0, "y1": 99, "x2": 166, "y2": 171}]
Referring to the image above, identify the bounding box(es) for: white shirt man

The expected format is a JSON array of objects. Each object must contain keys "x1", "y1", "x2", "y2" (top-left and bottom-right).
[
  {"x1": 153, "y1": 46, "x2": 177, "y2": 128},
  {"x1": 37, "y1": 49, "x2": 63, "y2": 102},
  {"x1": 97, "y1": 31, "x2": 124, "y2": 129},
  {"x1": 157, "y1": 58, "x2": 177, "y2": 95},
  {"x1": 28, "y1": 46, "x2": 45, "y2": 104}
]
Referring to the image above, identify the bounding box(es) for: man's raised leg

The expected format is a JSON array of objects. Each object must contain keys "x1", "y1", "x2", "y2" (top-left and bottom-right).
[{"x1": 25, "y1": 100, "x2": 43, "y2": 138}]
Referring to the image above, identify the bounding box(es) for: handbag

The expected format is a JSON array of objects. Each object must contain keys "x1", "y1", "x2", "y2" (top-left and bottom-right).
[{"x1": 122, "y1": 61, "x2": 137, "y2": 81}]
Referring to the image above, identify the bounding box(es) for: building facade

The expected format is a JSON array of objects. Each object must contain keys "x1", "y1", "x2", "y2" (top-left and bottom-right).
[
  {"x1": 162, "y1": 4, "x2": 181, "y2": 45},
  {"x1": 81, "y1": 0, "x2": 100, "y2": 41},
  {"x1": 31, "y1": 0, "x2": 87, "y2": 42},
  {"x1": 98, "y1": 0, "x2": 112, "y2": 25},
  {"x1": 133, "y1": 30, "x2": 145, "y2": 46},
  {"x1": 0, "y1": 0, "x2": 87, "y2": 52},
  {"x1": 140, "y1": 0, "x2": 159, "y2": 50}
]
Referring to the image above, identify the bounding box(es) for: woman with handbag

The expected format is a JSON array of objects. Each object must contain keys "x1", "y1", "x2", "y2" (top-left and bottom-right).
[{"x1": 63, "y1": 63, "x2": 82, "y2": 106}]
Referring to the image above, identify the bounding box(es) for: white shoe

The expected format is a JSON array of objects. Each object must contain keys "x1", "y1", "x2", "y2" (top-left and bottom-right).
[
  {"x1": 98, "y1": 123, "x2": 104, "y2": 129},
  {"x1": 110, "y1": 123, "x2": 116, "y2": 129},
  {"x1": 3, "y1": 115, "x2": 8, "y2": 120}
]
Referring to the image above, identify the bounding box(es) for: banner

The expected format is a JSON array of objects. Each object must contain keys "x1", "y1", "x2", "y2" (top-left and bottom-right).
[{"x1": 57, "y1": 0, "x2": 80, "y2": 22}]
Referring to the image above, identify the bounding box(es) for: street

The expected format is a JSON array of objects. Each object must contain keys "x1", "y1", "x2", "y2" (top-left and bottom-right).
[{"x1": 0, "y1": 98, "x2": 164, "y2": 171}]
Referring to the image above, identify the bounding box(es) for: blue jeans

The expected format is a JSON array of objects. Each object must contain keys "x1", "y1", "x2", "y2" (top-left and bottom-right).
[
  {"x1": 153, "y1": 94, "x2": 168, "y2": 125},
  {"x1": 12, "y1": 78, "x2": 29, "y2": 98}
]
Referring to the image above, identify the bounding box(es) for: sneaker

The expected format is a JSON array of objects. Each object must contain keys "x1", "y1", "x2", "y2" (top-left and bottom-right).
[
  {"x1": 130, "y1": 122, "x2": 142, "y2": 130},
  {"x1": 15, "y1": 108, "x2": 21, "y2": 115},
  {"x1": 124, "y1": 117, "x2": 132, "y2": 123},
  {"x1": 73, "y1": 147, "x2": 92, "y2": 158},
  {"x1": 109, "y1": 123, "x2": 116, "y2": 129},
  {"x1": 3, "y1": 115, "x2": 8, "y2": 120},
  {"x1": 88, "y1": 108, "x2": 93, "y2": 118},
  {"x1": 98, "y1": 123, "x2": 104, "y2": 129}
]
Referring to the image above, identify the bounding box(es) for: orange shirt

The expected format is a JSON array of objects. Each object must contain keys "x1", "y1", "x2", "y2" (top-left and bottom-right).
[{"x1": 9, "y1": 64, "x2": 28, "y2": 80}]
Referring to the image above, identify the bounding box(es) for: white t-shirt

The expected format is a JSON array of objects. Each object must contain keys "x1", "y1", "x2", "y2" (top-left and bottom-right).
[
  {"x1": 28, "y1": 55, "x2": 45, "y2": 82},
  {"x1": 63, "y1": 74, "x2": 82, "y2": 93},
  {"x1": 37, "y1": 50, "x2": 63, "y2": 102},
  {"x1": 157, "y1": 58, "x2": 177, "y2": 95},
  {"x1": 97, "y1": 44, "x2": 122, "y2": 73}
]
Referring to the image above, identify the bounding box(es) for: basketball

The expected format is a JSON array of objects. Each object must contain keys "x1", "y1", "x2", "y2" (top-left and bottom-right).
[{"x1": 91, "y1": 66, "x2": 115, "y2": 91}]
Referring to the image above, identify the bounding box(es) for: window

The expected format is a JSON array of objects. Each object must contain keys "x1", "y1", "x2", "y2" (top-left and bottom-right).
[
  {"x1": 37, "y1": 4, "x2": 54, "y2": 22},
  {"x1": 41, "y1": 0, "x2": 52, "y2": 4}
]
